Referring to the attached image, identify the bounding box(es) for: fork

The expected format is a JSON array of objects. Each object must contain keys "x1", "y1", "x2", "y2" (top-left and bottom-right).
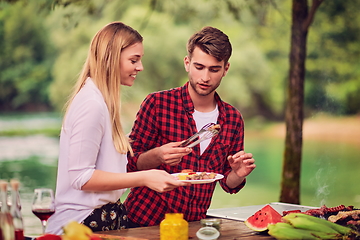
[
  {"x1": 185, "y1": 129, "x2": 219, "y2": 148},
  {"x1": 178, "y1": 123, "x2": 215, "y2": 147}
]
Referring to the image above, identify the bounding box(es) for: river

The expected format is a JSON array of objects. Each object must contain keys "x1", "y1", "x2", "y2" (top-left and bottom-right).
[{"x1": 0, "y1": 113, "x2": 359, "y2": 236}]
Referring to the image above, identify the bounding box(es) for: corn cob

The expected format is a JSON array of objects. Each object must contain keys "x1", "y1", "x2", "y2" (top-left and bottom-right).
[
  {"x1": 282, "y1": 213, "x2": 340, "y2": 234},
  {"x1": 283, "y1": 213, "x2": 355, "y2": 235},
  {"x1": 310, "y1": 230, "x2": 342, "y2": 239},
  {"x1": 268, "y1": 223, "x2": 319, "y2": 239},
  {"x1": 268, "y1": 222, "x2": 341, "y2": 240}
]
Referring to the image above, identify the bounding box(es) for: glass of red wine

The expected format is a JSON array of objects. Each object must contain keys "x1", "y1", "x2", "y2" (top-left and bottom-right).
[{"x1": 32, "y1": 188, "x2": 55, "y2": 234}]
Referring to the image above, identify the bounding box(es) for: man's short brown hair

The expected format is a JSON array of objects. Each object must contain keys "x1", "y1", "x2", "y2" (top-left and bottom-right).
[{"x1": 187, "y1": 26, "x2": 232, "y2": 64}]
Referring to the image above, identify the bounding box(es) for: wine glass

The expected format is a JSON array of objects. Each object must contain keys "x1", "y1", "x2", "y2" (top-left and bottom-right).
[{"x1": 32, "y1": 188, "x2": 55, "y2": 234}]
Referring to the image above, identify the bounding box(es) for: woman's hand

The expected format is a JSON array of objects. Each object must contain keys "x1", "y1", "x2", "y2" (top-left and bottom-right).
[{"x1": 141, "y1": 169, "x2": 190, "y2": 192}]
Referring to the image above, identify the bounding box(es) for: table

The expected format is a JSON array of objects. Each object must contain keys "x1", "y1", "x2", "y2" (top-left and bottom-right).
[
  {"x1": 93, "y1": 203, "x2": 317, "y2": 239},
  {"x1": 94, "y1": 218, "x2": 276, "y2": 240}
]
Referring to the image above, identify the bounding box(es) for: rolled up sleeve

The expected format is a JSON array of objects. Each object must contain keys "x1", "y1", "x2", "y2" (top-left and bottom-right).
[{"x1": 66, "y1": 98, "x2": 105, "y2": 190}]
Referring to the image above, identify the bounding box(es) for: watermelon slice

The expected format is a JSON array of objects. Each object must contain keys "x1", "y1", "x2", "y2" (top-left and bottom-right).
[{"x1": 244, "y1": 205, "x2": 282, "y2": 231}]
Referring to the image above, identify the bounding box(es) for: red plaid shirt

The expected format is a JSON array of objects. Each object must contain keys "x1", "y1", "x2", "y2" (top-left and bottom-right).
[{"x1": 124, "y1": 82, "x2": 246, "y2": 226}]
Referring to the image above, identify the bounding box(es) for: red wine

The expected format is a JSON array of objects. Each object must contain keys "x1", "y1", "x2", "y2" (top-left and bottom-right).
[
  {"x1": 32, "y1": 209, "x2": 55, "y2": 221},
  {"x1": 15, "y1": 229, "x2": 24, "y2": 240}
]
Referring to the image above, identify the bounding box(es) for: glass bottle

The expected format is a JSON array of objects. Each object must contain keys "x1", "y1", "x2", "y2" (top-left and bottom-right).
[
  {"x1": 200, "y1": 218, "x2": 221, "y2": 231},
  {"x1": 196, "y1": 225, "x2": 220, "y2": 240},
  {"x1": 9, "y1": 179, "x2": 24, "y2": 240},
  {"x1": 0, "y1": 180, "x2": 15, "y2": 240},
  {"x1": 160, "y1": 213, "x2": 188, "y2": 240}
]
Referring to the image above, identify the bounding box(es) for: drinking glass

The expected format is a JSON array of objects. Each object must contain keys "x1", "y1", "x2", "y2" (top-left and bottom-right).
[{"x1": 32, "y1": 188, "x2": 55, "y2": 234}]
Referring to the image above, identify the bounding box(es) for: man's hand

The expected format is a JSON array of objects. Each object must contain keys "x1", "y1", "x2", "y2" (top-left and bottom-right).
[
  {"x1": 156, "y1": 142, "x2": 192, "y2": 166},
  {"x1": 226, "y1": 151, "x2": 256, "y2": 188},
  {"x1": 228, "y1": 151, "x2": 256, "y2": 178},
  {"x1": 136, "y1": 141, "x2": 192, "y2": 170}
]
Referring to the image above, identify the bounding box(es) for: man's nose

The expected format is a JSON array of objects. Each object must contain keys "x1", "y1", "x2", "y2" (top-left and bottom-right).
[{"x1": 201, "y1": 70, "x2": 211, "y2": 81}]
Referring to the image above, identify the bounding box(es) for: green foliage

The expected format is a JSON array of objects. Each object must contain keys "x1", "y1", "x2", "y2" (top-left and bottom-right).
[
  {"x1": 0, "y1": 0, "x2": 359, "y2": 116},
  {"x1": 0, "y1": 0, "x2": 55, "y2": 111},
  {"x1": 0, "y1": 128, "x2": 60, "y2": 137},
  {"x1": 0, "y1": 157, "x2": 57, "y2": 189},
  {"x1": 306, "y1": 1, "x2": 360, "y2": 115}
]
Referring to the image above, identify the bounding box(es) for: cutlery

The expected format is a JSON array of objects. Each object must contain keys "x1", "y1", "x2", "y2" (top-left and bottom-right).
[
  {"x1": 185, "y1": 129, "x2": 219, "y2": 148},
  {"x1": 178, "y1": 123, "x2": 216, "y2": 147},
  {"x1": 179, "y1": 123, "x2": 220, "y2": 148}
]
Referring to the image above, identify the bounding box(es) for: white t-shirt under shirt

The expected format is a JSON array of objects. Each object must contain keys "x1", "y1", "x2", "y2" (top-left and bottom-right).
[
  {"x1": 46, "y1": 78, "x2": 127, "y2": 234},
  {"x1": 192, "y1": 105, "x2": 219, "y2": 155}
]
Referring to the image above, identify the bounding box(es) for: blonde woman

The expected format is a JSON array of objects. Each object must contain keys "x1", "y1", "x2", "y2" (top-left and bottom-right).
[{"x1": 46, "y1": 22, "x2": 190, "y2": 234}]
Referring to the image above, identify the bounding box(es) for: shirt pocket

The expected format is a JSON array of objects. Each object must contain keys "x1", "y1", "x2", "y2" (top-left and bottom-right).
[{"x1": 200, "y1": 142, "x2": 230, "y2": 173}]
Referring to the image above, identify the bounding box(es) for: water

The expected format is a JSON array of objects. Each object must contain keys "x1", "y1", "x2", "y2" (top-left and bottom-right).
[
  {"x1": 0, "y1": 136, "x2": 59, "y2": 164},
  {"x1": 0, "y1": 114, "x2": 60, "y2": 236},
  {"x1": 210, "y1": 135, "x2": 360, "y2": 209},
  {"x1": 0, "y1": 114, "x2": 359, "y2": 236}
]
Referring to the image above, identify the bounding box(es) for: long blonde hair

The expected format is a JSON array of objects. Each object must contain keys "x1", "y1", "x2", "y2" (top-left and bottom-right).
[{"x1": 65, "y1": 22, "x2": 143, "y2": 155}]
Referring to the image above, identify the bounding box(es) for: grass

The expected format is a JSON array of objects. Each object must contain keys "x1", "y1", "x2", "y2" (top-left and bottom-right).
[
  {"x1": 1, "y1": 112, "x2": 359, "y2": 209},
  {"x1": 210, "y1": 113, "x2": 360, "y2": 209},
  {"x1": 0, "y1": 128, "x2": 60, "y2": 137}
]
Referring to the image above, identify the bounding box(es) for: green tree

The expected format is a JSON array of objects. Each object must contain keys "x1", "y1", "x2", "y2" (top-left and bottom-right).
[
  {"x1": 0, "y1": 1, "x2": 55, "y2": 111},
  {"x1": 2, "y1": 0, "x2": 359, "y2": 115},
  {"x1": 2, "y1": 0, "x2": 359, "y2": 205},
  {"x1": 305, "y1": 1, "x2": 360, "y2": 115},
  {"x1": 280, "y1": 0, "x2": 324, "y2": 204}
]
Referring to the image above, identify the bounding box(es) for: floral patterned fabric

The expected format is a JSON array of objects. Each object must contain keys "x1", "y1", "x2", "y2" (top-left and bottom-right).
[{"x1": 81, "y1": 199, "x2": 129, "y2": 231}]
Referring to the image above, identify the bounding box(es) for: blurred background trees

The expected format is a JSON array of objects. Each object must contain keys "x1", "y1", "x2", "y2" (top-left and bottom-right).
[
  {"x1": 0, "y1": 0, "x2": 359, "y2": 117},
  {"x1": 0, "y1": 0, "x2": 359, "y2": 215},
  {"x1": 0, "y1": 1, "x2": 55, "y2": 111}
]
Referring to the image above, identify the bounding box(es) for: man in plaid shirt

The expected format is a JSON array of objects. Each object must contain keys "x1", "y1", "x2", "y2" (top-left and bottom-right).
[{"x1": 124, "y1": 26, "x2": 256, "y2": 227}]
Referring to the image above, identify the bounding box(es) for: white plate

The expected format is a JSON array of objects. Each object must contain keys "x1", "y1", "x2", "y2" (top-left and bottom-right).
[
  {"x1": 172, "y1": 172, "x2": 224, "y2": 184},
  {"x1": 206, "y1": 202, "x2": 318, "y2": 221}
]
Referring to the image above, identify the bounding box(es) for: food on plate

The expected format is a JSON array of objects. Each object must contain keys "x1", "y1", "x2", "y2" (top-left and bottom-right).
[
  {"x1": 187, "y1": 172, "x2": 217, "y2": 180},
  {"x1": 282, "y1": 204, "x2": 360, "y2": 231},
  {"x1": 328, "y1": 210, "x2": 360, "y2": 223},
  {"x1": 244, "y1": 204, "x2": 360, "y2": 239},
  {"x1": 177, "y1": 169, "x2": 217, "y2": 180},
  {"x1": 287, "y1": 204, "x2": 355, "y2": 217},
  {"x1": 208, "y1": 124, "x2": 221, "y2": 131},
  {"x1": 327, "y1": 209, "x2": 360, "y2": 233},
  {"x1": 268, "y1": 213, "x2": 358, "y2": 240},
  {"x1": 244, "y1": 204, "x2": 282, "y2": 231}
]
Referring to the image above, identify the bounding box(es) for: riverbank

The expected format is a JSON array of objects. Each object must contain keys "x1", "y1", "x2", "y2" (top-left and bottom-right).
[
  {"x1": 1, "y1": 112, "x2": 359, "y2": 236},
  {"x1": 246, "y1": 113, "x2": 360, "y2": 146}
]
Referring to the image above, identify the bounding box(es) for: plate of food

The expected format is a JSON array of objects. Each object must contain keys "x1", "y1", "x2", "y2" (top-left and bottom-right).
[{"x1": 172, "y1": 169, "x2": 224, "y2": 184}]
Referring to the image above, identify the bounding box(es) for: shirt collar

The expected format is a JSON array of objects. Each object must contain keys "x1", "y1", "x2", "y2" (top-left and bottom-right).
[{"x1": 181, "y1": 82, "x2": 225, "y2": 116}]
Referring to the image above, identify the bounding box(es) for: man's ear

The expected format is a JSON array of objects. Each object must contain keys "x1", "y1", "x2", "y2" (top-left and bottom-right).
[
  {"x1": 223, "y1": 62, "x2": 230, "y2": 77},
  {"x1": 184, "y1": 56, "x2": 190, "y2": 72}
]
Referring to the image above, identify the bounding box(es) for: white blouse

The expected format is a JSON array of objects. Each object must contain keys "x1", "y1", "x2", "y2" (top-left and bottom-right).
[{"x1": 46, "y1": 78, "x2": 127, "y2": 234}]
